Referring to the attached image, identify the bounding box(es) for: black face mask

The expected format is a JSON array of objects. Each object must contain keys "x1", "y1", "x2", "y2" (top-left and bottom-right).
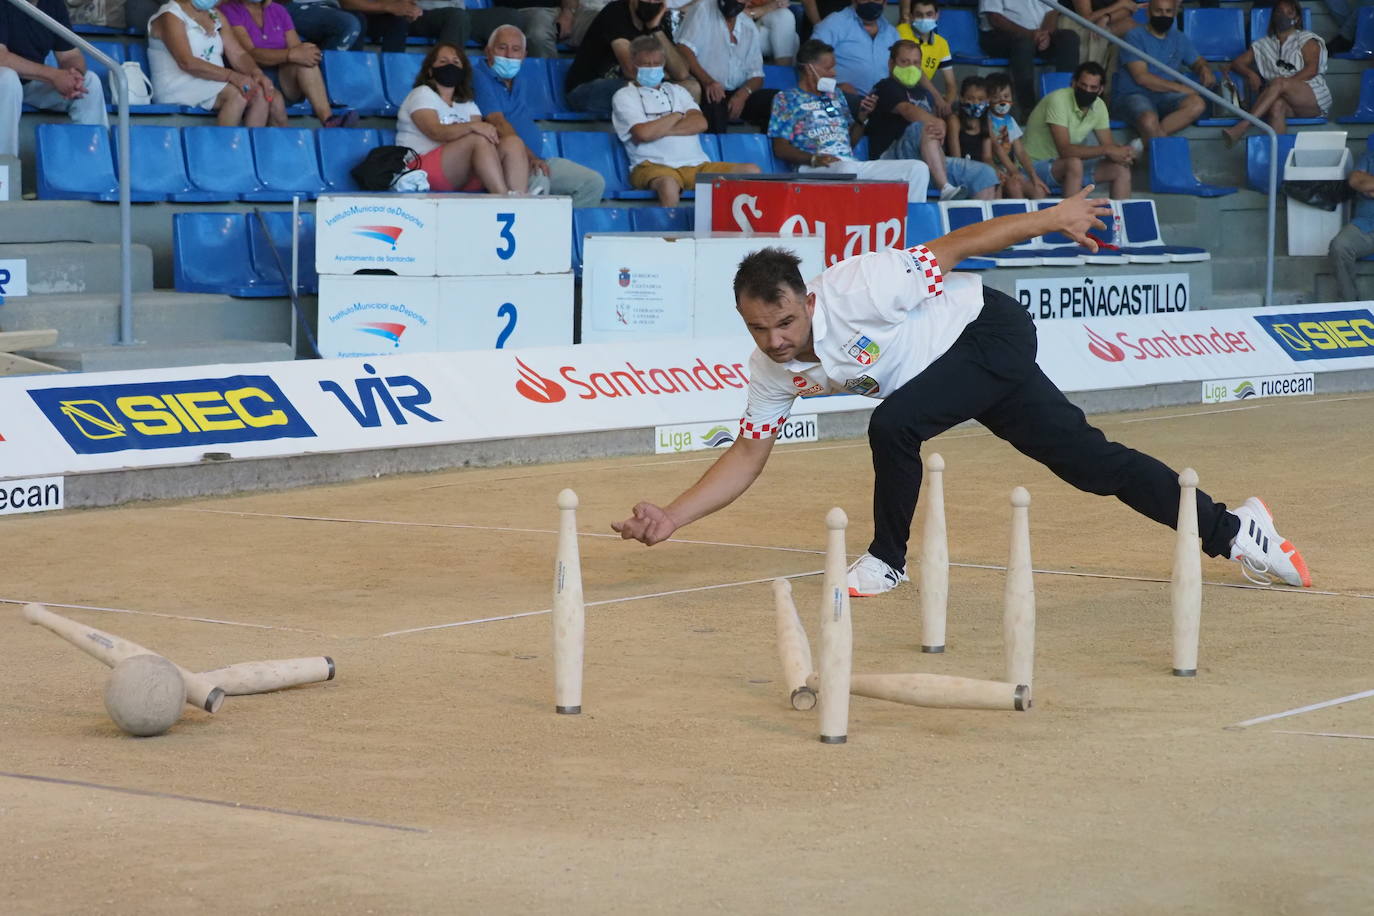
[
  {"x1": 1271, "y1": 14, "x2": 1297, "y2": 31},
  {"x1": 1073, "y1": 87, "x2": 1098, "y2": 109},
  {"x1": 718, "y1": 0, "x2": 745, "y2": 16},
  {"x1": 1148, "y1": 14, "x2": 1173, "y2": 33},
  {"x1": 432, "y1": 63, "x2": 463, "y2": 88},
  {"x1": 636, "y1": 1, "x2": 663, "y2": 21},
  {"x1": 855, "y1": 1, "x2": 884, "y2": 21}
]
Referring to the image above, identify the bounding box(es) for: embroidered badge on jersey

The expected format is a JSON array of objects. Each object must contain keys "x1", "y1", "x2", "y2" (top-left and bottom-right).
[
  {"x1": 844, "y1": 332, "x2": 881, "y2": 366},
  {"x1": 844, "y1": 375, "x2": 880, "y2": 395},
  {"x1": 792, "y1": 374, "x2": 825, "y2": 396}
]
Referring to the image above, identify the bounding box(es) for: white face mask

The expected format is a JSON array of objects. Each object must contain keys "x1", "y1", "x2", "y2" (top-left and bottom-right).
[{"x1": 816, "y1": 76, "x2": 837, "y2": 93}]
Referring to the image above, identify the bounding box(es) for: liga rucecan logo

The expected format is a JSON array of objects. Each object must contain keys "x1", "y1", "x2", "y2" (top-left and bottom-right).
[{"x1": 515, "y1": 358, "x2": 567, "y2": 403}]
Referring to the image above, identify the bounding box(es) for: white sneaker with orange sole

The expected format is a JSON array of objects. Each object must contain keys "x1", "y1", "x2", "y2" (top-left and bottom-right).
[{"x1": 1229, "y1": 497, "x2": 1311, "y2": 588}]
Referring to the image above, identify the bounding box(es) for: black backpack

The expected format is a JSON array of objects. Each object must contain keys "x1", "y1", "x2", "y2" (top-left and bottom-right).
[{"x1": 351, "y1": 145, "x2": 423, "y2": 191}]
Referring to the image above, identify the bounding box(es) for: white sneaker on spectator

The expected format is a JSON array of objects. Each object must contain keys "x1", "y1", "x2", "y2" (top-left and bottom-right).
[
  {"x1": 1128, "y1": 138, "x2": 1144, "y2": 157},
  {"x1": 938, "y1": 183, "x2": 968, "y2": 201}
]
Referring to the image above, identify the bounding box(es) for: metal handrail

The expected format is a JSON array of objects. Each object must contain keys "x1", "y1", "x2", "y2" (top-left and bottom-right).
[
  {"x1": 1029, "y1": 0, "x2": 1277, "y2": 307},
  {"x1": 5, "y1": 0, "x2": 134, "y2": 343}
]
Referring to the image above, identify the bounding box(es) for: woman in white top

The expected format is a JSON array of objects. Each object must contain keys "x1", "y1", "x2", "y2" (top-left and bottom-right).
[
  {"x1": 1221, "y1": 0, "x2": 1329, "y2": 145},
  {"x1": 147, "y1": 0, "x2": 283, "y2": 126},
  {"x1": 395, "y1": 43, "x2": 528, "y2": 193}
]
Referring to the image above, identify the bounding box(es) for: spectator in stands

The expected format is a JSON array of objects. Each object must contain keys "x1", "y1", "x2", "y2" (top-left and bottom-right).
[
  {"x1": 0, "y1": 0, "x2": 109, "y2": 158},
  {"x1": 499, "y1": 0, "x2": 576, "y2": 57},
  {"x1": 278, "y1": 0, "x2": 362, "y2": 49},
  {"x1": 894, "y1": 0, "x2": 954, "y2": 118},
  {"x1": 977, "y1": 0, "x2": 1079, "y2": 114},
  {"x1": 1321, "y1": 0, "x2": 1362, "y2": 55},
  {"x1": 357, "y1": 0, "x2": 520, "y2": 55},
  {"x1": 938, "y1": 74, "x2": 999, "y2": 198},
  {"x1": 1059, "y1": 0, "x2": 1138, "y2": 91},
  {"x1": 867, "y1": 41, "x2": 995, "y2": 200},
  {"x1": 985, "y1": 70, "x2": 1047, "y2": 198},
  {"x1": 1221, "y1": 0, "x2": 1329, "y2": 144},
  {"x1": 744, "y1": 0, "x2": 798, "y2": 65},
  {"x1": 1111, "y1": 0, "x2": 1214, "y2": 148},
  {"x1": 396, "y1": 42, "x2": 529, "y2": 192},
  {"x1": 472, "y1": 25, "x2": 606, "y2": 204},
  {"x1": 768, "y1": 39, "x2": 931, "y2": 201},
  {"x1": 1023, "y1": 61, "x2": 1134, "y2": 197},
  {"x1": 222, "y1": 0, "x2": 357, "y2": 126},
  {"x1": 565, "y1": 0, "x2": 694, "y2": 117},
  {"x1": 612, "y1": 35, "x2": 759, "y2": 204},
  {"x1": 812, "y1": 0, "x2": 899, "y2": 108},
  {"x1": 148, "y1": 0, "x2": 281, "y2": 126},
  {"x1": 676, "y1": 0, "x2": 773, "y2": 133},
  {"x1": 1327, "y1": 150, "x2": 1374, "y2": 301}
]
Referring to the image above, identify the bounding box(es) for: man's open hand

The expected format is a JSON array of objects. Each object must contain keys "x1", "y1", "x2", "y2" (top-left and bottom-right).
[
  {"x1": 1051, "y1": 185, "x2": 1111, "y2": 251},
  {"x1": 611, "y1": 501, "x2": 678, "y2": 546}
]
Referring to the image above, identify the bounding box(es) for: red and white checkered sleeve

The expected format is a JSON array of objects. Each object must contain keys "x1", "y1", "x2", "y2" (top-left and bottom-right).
[
  {"x1": 905, "y1": 244, "x2": 944, "y2": 298},
  {"x1": 738, "y1": 352, "x2": 797, "y2": 440}
]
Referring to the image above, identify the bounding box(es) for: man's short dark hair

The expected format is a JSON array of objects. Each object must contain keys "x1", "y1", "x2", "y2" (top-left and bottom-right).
[
  {"x1": 889, "y1": 39, "x2": 919, "y2": 61},
  {"x1": 1073, "y1": 61, "x2": 1107, "y2": 83},
  {"x1": 795, "y1": 39, "x2": 833, "y2": 73},
  {"x1": 734, "y1": 248, "x2": 807, "y2": 305}
]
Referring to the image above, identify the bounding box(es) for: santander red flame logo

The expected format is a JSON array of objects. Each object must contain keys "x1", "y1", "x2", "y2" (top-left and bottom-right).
[
  {"x1": 1085, "y1": 326, "x2": 1126, "y2": 362},
  {"x1": 514, "y1": 358, "x2": 567, "y2": 403}
]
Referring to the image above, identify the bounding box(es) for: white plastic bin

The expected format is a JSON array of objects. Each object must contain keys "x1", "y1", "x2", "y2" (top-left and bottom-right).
[{"x1": 1284, "y1": 131, "x2": 1353, "y2": 256}]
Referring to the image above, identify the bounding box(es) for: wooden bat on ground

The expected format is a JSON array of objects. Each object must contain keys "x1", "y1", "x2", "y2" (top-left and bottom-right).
[
  {"x1": 198, "y1": 657, "x2": 335, "y2": 695},
  {"x1": 807, "y1": 671, "x2": 1031, "y2": 711},
  {"x1": 23, "y1": 603, "x2": 225, "y2": 713}
]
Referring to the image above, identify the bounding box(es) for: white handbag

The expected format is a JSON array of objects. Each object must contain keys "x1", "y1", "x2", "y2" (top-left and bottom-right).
[{"x1": 120, "y1": 60, "x2": 153, "y2": 105}]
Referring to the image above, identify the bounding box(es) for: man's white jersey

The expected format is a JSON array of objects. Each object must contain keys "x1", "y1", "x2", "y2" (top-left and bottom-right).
[{"x1": 739, "y1": 245, "x2": 986, "y2": 439}]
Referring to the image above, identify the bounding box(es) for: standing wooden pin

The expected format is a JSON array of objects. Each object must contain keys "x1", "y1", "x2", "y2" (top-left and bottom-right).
[
  {"x1": 818, "y1": 508, "x2": 853, "y2": 744},
  {"x1": 773, "y1": 578, "x2": 817, "y2": 711},
  {"x1": 1003, "y1": 487, "x2": 1035, "y2": 692},
  {"x1": 920, "y1": 453, "x2": 949, "y2": 653},
  {"x1": 1171, "y1": 468, "x2": 1202, "y2": 677},
  {"x1": 553, "y1": 488, "x2": 585, "y2": 714}
]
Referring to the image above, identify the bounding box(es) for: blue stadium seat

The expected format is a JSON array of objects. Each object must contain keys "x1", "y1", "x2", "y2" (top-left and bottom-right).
[
  {"x1": 517, "y1": 57, "x2": 560, "y2": 119},
  {"x1": 699, "y1": 132, "x2": 723, "y2": 161},
  {"x1": 1338, "y1": 70, "x2": 1374, "y2": 123},
  {"x1": 183, "y1": 125, "x2": 273, "y2": 200},
  {"x1": 559, "y1": 131, "x2": 630, "y2": 196},
  {"x1": 571, "y1": 206, "x2": 630, "y2": 275},
  {"x1": 1182, "y1": 9, "x2": 1246, "y2": 61},
  {"x1": 115, "y1": 125, "x2": 226, "y2": 202},
  {"x1": 35, "y1": 124, "x2": 119, "y2": 201},
  {"x1": 1033, "y1": 199, "x2": 1123, "y2": 265},
  {"x1": 546, "y1": 57, "x2": 599, "y2": 121},
  {"x1": 173, "y1": 213, "x2": 290, "y2": 296},
  {"x1": 852, "y1": 135, "x2": 869, "y2": 160},
  {"x1": 1117, "y1": 198, "x2": 1209, "y2": 262},
  {"x1": 122, "y1": 44, "x2": 181, "y2": 114},
  {"x1": 719, "y1": 132, "x2": 778, "y2": 171},
  {"x1": 762, "y1": 64, "x2": 797, "y2": 91},
  {"x1": 250, "y1": 127, "x2": 327, "y2": 199},
  {"x1": 248, "y1": 211, "x2": 319, "y2": 295},
  {"x1": 322, "y1": 50, "x2": 393, "y2": 116},
  {"x1": 1333, "y1": 7, "x2": 1374, "y2": 59},
  {"x1": 1250, "y1": 7, "x2": 1312, "y2": 42},
  {"x1": 906, "y1": 201, "x2": 942, "y2": 246},
  {"x1": 378, "y1": 128, "x2": 398, "y2": 145},
  {"x1": 73, "y1": 22, "x2": 125, "y2": 34},
  {"x1": 84, "y1": 40, "x2": 123, "y2": 109},
  {"x1": 1197, "y1": 71, "x2": 1247, "y2": 126},
  {"x1": 382, "y1": 52, "x2": 423, "y2": 110},
  {"x1": 938, "y1": 201, "x2": 996, "y2": 269},
  {"x1": 986, "y1": 199, "x2": 1045, "y2": 266},
  {"x1": 942, "y1": 9, "x2": 1007, "y2": 64},
  {"x1": 317, "y1": 127, "x2": 383, "y2": 192},
  {"x1": 1149, "y1": 136, "x2": 1236, "y2": 196},
  {"x1": 631, "y1": 207, "x2": 693, "y2": 232},
  {"x1": 539, "y1": 130, "x2": 560, "y2": 160},
  {"x1": 1038, "y1": 71, "x2": 1070, "y2": 98},
  {"x1": 1245, "y1": 133, "x2": 1296, "y2": 192}
]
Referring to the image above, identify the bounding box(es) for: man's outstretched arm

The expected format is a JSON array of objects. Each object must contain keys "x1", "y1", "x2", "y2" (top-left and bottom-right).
[
  {"x1": 613, "y1": 435, "x2": 777, "y2": 545},
  {"x1": 925, "y1": 185, "x2": 1111, "y2": 268}
]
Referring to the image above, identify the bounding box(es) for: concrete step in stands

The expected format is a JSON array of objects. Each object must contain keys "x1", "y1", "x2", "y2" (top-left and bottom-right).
[{"x1": 0, "y1": 242, "x2": 153, "y2": 298}]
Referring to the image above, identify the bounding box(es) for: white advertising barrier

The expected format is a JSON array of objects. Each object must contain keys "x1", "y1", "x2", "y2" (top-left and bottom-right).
[
  {"x1": 318, "y1": 275, "x2": 441, "y2": 358},
  {"x1": 1015, "y1": 273, "x2": 1190, "y2": 320},
  {"x1": 316, "y1": 196, "x2": 438, "y2": 276},
  {"x1": 1201, "y1": 373, "x2": 1314, "y2": 404},
  {"x1": 434, "y1": 195, "x2": 570, "y2": 275},
  {"x1": 437, "y1": 273, "x2": 574, "y2": 351},
  {"x1": 655, "y1": 414, "x2": 818, "y2": 454},
  {"x1": 692, "y1": 235, "x2": 825, "y2": 339},
  {"x1": 0, "y1": 258, "x2": 28, "y2": 298},
  {"x1": 0, "y1": 338, "x2": 872, "y2": 480}
]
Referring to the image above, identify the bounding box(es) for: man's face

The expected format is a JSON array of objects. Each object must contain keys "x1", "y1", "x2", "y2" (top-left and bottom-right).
[
  {"x1": 486, "y1": 28, "x2": 526, "y2": 64},
  {"x1": 809, "y1": 53, "x2": 837, "y2": 81},
  {"x1": 1072, "y1": 73, "x2": 1103, "y2": 99},
  {"x1": 912, "y1": 3, "x2": 937, "y2": 21},
  {"x1": 891, "y1": 45, "x2": 921, "y2": 74},
  {"x1": 1148, "y1": 0, "x2": 1176, "y2": 21},
  {"x1": 737, "y1": 288, "x2": 816, "y2": 363}
]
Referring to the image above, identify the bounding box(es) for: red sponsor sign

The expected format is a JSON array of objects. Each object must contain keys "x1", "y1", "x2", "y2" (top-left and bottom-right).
[{"x1": 709, "y1": 178, "x2": 906, "y2": 267}]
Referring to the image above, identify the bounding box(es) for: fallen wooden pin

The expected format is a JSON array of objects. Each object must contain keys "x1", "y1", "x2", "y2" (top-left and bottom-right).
[{"x1": 807, "y1": 672, "x2": 1030, "y2": 711}]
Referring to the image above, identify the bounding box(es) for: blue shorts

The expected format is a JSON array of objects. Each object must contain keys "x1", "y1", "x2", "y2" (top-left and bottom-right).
[
  {"x1": 1033, "y1": 156, "x2": 1098, "y2": 193},
  {"x1": 1111, "y1": 90, "x2": 1192, "y2": 123},
  {"x1": 946, "y1": 157, "x2": 1000, "y2": 194}
]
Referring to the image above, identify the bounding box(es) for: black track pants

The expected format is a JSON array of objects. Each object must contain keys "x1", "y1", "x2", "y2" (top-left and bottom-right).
[{"x1": 865, "y1": 287, "x2": 1241, "y2": 570}]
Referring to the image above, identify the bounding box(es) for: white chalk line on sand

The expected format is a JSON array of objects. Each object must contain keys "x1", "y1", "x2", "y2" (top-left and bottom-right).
[
  {"x1": 0, "y1": 597, "x2": 317, "y2": 633},
  {"x1": 1225, "y1": 688, "x2": 1374, "y2": 729},
  {"x1": 1273, "y1": 730, "x2": 1374, "y2": 741},
  {"x1": 375, "y1": 569, "x2": 824, "y2": 637}
]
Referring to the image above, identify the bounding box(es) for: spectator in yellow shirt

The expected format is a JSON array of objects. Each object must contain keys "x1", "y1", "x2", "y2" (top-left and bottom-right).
[{"x1": 894, "y1": 0, "x2": 955, "y2": 117}]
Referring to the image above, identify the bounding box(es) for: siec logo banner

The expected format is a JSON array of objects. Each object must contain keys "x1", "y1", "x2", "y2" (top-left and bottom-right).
[
  {"x1": 1252, "y1": 309, "x2": 1374, "y2": 361},
  {"x1": 28, "y1": 376, "x2": 316, "y2": 455}
]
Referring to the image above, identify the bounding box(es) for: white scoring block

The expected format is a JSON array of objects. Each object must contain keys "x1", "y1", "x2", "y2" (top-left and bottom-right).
[
  {"x1": 692, "y1": 234, "x2": 826, "y2": 339},
  {"x1": 435, "y1": 195, "x2": 572, "y2": 276},
  {"x1": 317, "y1": 274, "x2": 441, "y2": 358},
  {"x1": 316, "y1": 195, "x2": 439, "y2": 277},
  {"x1": 437, "y1": 273, "x2": 574, "y2": 351}
]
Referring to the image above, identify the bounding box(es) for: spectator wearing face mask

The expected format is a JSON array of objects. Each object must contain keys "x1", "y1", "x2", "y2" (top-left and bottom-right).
[
  {"x1": 977, "y1": 0, "x2": 1079, "y2": 114},
  {"x1": 768, "y1": 39, "x2": 930, "y2": 201},
  {"x1": 984, "y1": 71, "x2": 1048, "y2": 199},
  {"x1": 147, "y1": 0, "x2": 281, "y2": 126},
  {"x1": 221, "y1": 0, "x2": 357, "y2": 126},
  {"x1": 0, "y1": 0, "x2": 108, "y2": 159},
  {"x1": 1111, "y1": 0, "x2": 1214, "y2": 150},
  {"x1": 867, "y1": 42, "x2": 996, "y2": 200},
  {"x1": 813, "y1": 0, "x2": 900, "y2": 112},
  {"x1": 565, "y1": 0, "x2": 694, "y2": 117},
  {"x1": 472, "y1": 25, "x2": 606, "y2": 205},
  {"x1": 1059, "y1": 0, "x2": 1139, "y2": 90},
  {"x1": 1023, "y1": 61, "x2": 1133, "y2": 198},
  {"x1": 676, "y1": 0, "x2": 773, "y2": 133},
  {"x1": 612, "y1": 35, "x2": 760, "y2": 205},
  {"x1": 1221, "y1": 0, "x2": 1329, "y2": 145},
  {"x1": 894, "y1": 0, "x2": 955, "y2": 118}
]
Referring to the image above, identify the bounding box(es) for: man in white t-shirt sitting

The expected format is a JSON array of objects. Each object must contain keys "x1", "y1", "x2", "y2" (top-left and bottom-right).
[
  {"x1": 612, "y1": 188, "x2": 1312, "y2": 595},
  {"x1": 611, "y1": 35, "x2": 760, "y2": 206}
]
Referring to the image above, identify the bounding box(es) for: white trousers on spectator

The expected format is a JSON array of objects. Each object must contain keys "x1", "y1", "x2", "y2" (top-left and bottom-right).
[
  {"x1": 798, "y1": 157, "x2": 930, "y2": 203},
  {"x1": 0, "y1": 68, "x2": 108, "y2": 158},
  {"x1": 754, "y1": 7, "x2": 799, "y2": 61}
]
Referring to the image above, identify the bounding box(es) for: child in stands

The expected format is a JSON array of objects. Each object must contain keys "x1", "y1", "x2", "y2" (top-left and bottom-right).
[{"x1": 985, "y1": 72, "x2": 1047, "y2": 199}]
